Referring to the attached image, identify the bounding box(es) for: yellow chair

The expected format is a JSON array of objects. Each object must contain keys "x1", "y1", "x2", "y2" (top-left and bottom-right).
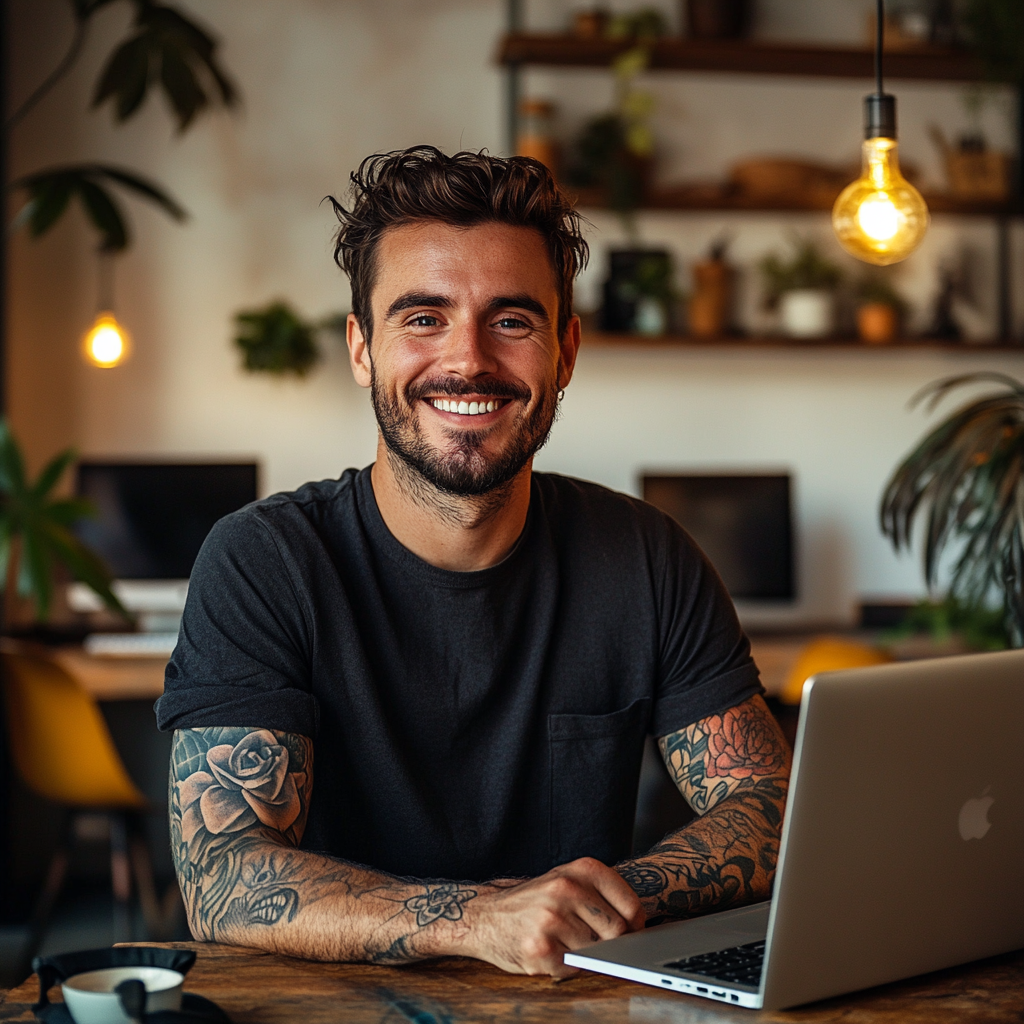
[
  {"x1": 1, "y1": 644, "x2": 162, "y2": 976},
  {"x1": 780, "y1": 636, "x2": 892, "y2": 705}
]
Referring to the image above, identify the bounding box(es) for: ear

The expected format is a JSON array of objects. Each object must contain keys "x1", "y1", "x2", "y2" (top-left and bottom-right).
[
  {"x1": 556, "y1": 314, "x2": 582, "y2": 390},
  {"x1": 347, "y1": 313, "x2": 372, "y2": 389}
]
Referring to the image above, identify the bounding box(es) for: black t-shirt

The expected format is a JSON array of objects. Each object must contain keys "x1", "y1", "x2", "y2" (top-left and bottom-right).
[{"x1": 155, "y1": 468, "x2": 761, "y2": 881}]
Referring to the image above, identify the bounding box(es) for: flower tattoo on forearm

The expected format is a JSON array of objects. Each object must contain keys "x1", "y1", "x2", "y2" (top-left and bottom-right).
[{"x1": 618, "y1": 696, "x2": 791, "y2": 923}]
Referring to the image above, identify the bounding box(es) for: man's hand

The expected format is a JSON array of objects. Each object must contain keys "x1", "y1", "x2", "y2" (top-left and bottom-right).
[{"x1": 457, "y1": 857, "x2": 645, "y2": 978}]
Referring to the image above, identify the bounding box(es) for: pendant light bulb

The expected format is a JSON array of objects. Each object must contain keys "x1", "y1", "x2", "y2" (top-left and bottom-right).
[
  {"x1": 82, "y1": 311, "x2": 130, "y2": 368},
  {"x1": 832, "y1": 133, "x2": 929, "y2": 265}
]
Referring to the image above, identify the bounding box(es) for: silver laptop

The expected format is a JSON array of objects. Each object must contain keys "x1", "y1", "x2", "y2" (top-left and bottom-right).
[{"x1": 565, "y1": 649, "x2": 1024, "y2": 1010}]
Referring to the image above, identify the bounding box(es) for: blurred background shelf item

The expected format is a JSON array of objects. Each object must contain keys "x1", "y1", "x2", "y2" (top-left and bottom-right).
[{"x1": 498, "y1": 33, "x2": 984, "y2": 81}]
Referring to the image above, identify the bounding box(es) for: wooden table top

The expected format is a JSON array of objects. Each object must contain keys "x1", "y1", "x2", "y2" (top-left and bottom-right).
[
  {"x1": 51, "y1": 646, "x2": 168, "y2": 702},
  {"x1": 48, "y1": 637, "x2": 804, "y2": 703},
  {"x1": 2, "y1": 942, "x2": 1021, "y2": 1023}
]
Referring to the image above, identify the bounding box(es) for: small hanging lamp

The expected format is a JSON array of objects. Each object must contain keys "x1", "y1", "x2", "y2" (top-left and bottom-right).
[
  {"x1": 832, "y1": 0, "x2": 929, "y2": 265},
  {"x1": 82, "y1": 252, "x2": 131, "y2": 368}
]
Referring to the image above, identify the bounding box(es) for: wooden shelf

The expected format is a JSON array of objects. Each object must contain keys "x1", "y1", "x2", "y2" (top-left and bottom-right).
[
  {"x1": 498, "y1": 33, "x2": 985, "y2": 81},
  {"x1": 569, "y1": 184, "x2": 1018, "y2": 217},
  {"x1": 581, "y1": 331, "x2": 1024, "y2": 351}
]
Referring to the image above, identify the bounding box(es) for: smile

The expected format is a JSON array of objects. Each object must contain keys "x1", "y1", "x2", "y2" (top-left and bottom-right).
[{"x1": 429, "y1": 398, "x2": 506, "y2": 416}]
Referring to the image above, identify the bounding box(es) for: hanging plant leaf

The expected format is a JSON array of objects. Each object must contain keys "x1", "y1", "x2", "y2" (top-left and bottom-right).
[
  {"x1": 880, "y1": 372, "x2": 1024, "y2": 646},
  {"x1": 13, "y1": 163, "x2": 187, "y2": 251},
  {"x1": 234, "y1": 302, "x2": 321, "y2": 377},
  {"x1": 93, "y1": 1, "x2": 239, "y2": 132}
]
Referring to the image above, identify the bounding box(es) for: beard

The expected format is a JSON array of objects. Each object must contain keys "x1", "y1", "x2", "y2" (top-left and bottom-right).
[{"x1": 370, "y1": 368, "x2": 559, "y2": 497}]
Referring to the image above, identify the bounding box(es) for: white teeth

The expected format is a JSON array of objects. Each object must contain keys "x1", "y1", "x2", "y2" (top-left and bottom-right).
[{"x1": 431, "y1": 398, "x2": 501, "y2": 415}]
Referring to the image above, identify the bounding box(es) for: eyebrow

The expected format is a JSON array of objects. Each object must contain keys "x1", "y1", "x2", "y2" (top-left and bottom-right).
[
  {"x1": 385, "y1": 293, "x2": 453, "y2": 319},
  {"x1": 487, "y1": 295, "x2": 549, "y2": 320},
  {"x1": 384, "y1": 293, "x2": 551, "y2": 322}
]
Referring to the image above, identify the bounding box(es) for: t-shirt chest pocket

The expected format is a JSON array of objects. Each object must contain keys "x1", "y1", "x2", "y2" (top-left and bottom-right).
[{"x1": 547, "y1": 697, "x2": 651, "y2": 867}]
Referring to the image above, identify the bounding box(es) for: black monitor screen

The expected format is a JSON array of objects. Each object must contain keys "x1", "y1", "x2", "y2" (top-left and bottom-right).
[
  {"x1": 75, "y1": 462, "x2": 259, "y2": 579},
  {"x1": 642, "y1": 474, "x2": 794, "y2": 601}
]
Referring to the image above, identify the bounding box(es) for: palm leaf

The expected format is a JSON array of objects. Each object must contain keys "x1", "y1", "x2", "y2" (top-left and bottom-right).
[
  {"x1": 77, "y1": 177, "x2": 129, "y2": 251},
  {"x1": 12, "y1": 165, "x2": 186, "y2": 250},
  {"x1": 881, "y1": 373, "x2": 1024, "y2": 645},
  {"x1": 92, "y1": 2, "x2": 238, "y2": 130},
  {"x1": 30, "y1": 447, "x2": 78, "y2": 501},
  {"x1": 0, "y1": 420, "x2": 130, "y2": 622},
  {"x1": 44, "y1": 521, "x2": 129, "y2": 620}
]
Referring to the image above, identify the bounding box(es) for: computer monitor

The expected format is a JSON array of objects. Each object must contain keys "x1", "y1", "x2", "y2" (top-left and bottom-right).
[
  {"x1": 69, "y1": 462, "x2": 259, "y2": 624},
  {"x1": 642, "y1": 474, "x2": 794, "y2": 602}
]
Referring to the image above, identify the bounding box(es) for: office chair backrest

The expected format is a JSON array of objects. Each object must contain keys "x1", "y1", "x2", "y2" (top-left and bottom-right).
[{"x1": 1, "y1": 647, "x2": 147, "y2": 809}]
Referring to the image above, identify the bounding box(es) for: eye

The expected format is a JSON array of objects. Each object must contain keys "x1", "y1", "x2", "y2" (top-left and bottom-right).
[
  {"x1": 495, "y1": 316, "x2": 530, "y2": 330},
  {"x1": 408, "y1": 314, "x2": 441, "y2": 328}
]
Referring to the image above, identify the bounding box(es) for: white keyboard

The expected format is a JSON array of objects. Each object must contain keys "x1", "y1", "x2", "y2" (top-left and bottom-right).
[{"x1": 84, "y1": 633, "x2": 179, "y2": 657}]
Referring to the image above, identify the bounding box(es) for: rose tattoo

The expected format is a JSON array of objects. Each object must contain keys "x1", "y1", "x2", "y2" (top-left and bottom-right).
[
  {"x1": 180, "y1": 729, "x2": 305, "y2": 841},
  {"x1": 705, "y1": 703, "x2": 784, "y2": 779}
]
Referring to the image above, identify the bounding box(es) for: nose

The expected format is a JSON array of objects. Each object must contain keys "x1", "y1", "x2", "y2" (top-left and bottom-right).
[{"x1": 439, "y1": 318, "x2": 499, "y2": 380}]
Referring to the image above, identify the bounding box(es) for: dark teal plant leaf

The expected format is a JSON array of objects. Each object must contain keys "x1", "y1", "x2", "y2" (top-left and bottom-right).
[
  {"x1": 13, "y1": 164, "x2": 186, "y2": 251},
  {"x1": 77, "y1": 177, "x2": 129, "y2": 251},
  {"x1": 234, "y1": 302, "x2": 321, "y2": 377},
  {"x1": 92, "y1": 2, "x2": 239, "y2": 132},
  {"x1": 880, "y1": 373, "x2": 1024, "y2": 646},
  {"x1": 0, "y1": 419, "x2": 130, "y2": 622}
]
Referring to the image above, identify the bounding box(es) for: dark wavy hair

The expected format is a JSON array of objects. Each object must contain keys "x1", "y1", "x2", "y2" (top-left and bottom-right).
[{"x1": 328, "y1": 146, "x2": 588, "y2": 343}]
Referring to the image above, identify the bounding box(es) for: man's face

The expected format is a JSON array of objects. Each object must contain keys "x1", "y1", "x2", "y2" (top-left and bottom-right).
[{"x1": 347, "y1": 220, "x2": 579, "y2": 496}]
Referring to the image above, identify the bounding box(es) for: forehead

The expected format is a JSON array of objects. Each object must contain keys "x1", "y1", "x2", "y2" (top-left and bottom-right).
[{"x1": 371, "y1": 220, "x2": 558, "y2": 307}]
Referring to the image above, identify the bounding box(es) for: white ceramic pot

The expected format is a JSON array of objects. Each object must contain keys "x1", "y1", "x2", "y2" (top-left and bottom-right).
[
  {"x1": 634, "y1": 295, "x2": 668, "y2": 336},
  {"x1": 62, "y1": 967, "x2": 184, "y2": 1024},
  {"x1": 779, "y1": 289, "x2": 834, "y2": 338}
]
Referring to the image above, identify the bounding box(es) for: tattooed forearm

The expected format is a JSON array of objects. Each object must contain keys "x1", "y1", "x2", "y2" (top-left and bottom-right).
[
  {"x1": 618, "y1": 696, "x2": 791, "y2": 922},
  {"x1": 169, "y1": 727, "x2": 481, "y2": 963}
]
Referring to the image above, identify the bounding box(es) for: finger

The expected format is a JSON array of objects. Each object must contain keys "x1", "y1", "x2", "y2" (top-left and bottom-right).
[{"x1": 568, "y1": 858, "x2": 646, "y2": 932}]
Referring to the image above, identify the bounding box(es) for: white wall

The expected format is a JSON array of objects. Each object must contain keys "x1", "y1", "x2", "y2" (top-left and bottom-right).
[{"x1": 9, "y1": 0, "x2": 1024, "y2": 626}]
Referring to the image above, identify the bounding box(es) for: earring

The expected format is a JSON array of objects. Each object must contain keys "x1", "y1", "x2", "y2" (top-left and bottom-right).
[{"x1": 557, "y1": 388, "x2": 565, "y2": 403}]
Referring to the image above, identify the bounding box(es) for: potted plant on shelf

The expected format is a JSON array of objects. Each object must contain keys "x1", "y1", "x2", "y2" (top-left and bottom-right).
[
  {"x1": 855, "y1": 274, "x2": 908, "y2": 344},
  {"x1": 0, "y1": 422, "x2": 127, "y2": 630},
  {"x1": 760, "y1": 238, "x2": 843, "y2": 338},
  {"x1": 880, "y1": 372, "x2": 1024, "y2": 647},
  {"x1": 233, "y1": 302, "x2": 347, "y2": 377}
]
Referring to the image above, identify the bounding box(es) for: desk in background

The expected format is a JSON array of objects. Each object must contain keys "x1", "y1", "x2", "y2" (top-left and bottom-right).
[
  {"x1": 2, "y1": 942, "x2": 1022, "y2": 1023},
  {"x1": 54, "y1": 637, "x2": 812, "y2": 702}
]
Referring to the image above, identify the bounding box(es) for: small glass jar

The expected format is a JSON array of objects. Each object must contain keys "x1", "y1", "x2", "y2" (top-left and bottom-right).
[{"x1": 517, "y1": 100, "x2": 559, "y2": 178}]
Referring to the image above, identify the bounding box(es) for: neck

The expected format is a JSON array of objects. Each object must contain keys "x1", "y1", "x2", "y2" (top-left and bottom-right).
[{"x1": 370, "y1": 437, "x2": 533, "y2": 572}]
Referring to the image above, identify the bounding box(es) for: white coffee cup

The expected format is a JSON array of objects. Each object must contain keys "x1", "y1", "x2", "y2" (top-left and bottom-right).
[{"x1": 62, "y1": 966, "x2": 184, "y2": 1024}]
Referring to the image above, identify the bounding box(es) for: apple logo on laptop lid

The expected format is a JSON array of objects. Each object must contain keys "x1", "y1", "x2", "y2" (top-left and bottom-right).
[{"x1": 958, "y1": 789, "x2": 994, "y2": 841}]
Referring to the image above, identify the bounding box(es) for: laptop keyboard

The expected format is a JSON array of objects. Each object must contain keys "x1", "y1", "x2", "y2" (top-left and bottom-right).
[{"x1": 665, "y1": 939, "x2": 765, "y2": 987}]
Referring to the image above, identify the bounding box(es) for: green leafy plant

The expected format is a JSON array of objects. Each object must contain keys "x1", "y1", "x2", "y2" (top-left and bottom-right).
[
  {"x1": 883, "y1": 596, "x2": 1009, "y2": 652},
  {"x1": 566, "y1": 47, "x2": 655, "y2": 229},
  {"x1": 234, "y1": 302, "x2": 347, "y2": 377},
  {"x1": 855, "y1": 273, "x2": 908, "y2": 314},
  {"x1": 760, "y1": 238, "x2": 843, "y2": 310},
  {"x1": 0, "y1": 422, "x2": 128, "y2": 623},
  {"x1": 880, "y1": 373, "x2": 1024, "y2": 646},
  {"x1": 7, "y1": 0, "x2": 238, "y2": 252},
  {"x1": 962, "y1": 0, "x2": 1024, "y2": 84}
]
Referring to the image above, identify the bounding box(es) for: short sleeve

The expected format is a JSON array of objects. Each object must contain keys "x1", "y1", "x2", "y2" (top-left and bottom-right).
[
  {"x1": 649, "y1": 516, "x2": 763, "y2": 738},
  {"x1": 154, "y1": 508, "x2": 319, "y2": 737}
]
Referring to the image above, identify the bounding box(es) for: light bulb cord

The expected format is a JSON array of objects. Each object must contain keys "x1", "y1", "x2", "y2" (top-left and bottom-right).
[
  {"x1": 97, "y1": 251, "x2": 115, "y2": 312},
  {"x1": 875, "y1": 0, "x2": 884, "y2": 98}
]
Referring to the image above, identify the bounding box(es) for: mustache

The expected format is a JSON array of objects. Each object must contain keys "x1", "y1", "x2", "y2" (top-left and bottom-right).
[{"x1": 407, "y1": 376, "x2": 532, "y2": 402}]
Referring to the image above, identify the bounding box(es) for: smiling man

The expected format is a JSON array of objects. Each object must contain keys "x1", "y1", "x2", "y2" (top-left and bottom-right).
[{"x1": 156, "y1": 147, "x2": 790, "y2": 976}]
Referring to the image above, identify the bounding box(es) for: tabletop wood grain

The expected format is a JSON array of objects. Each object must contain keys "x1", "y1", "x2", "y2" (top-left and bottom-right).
[{"x1": 2, "y1": 942, "x2": 1021, "y2": 1023}]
